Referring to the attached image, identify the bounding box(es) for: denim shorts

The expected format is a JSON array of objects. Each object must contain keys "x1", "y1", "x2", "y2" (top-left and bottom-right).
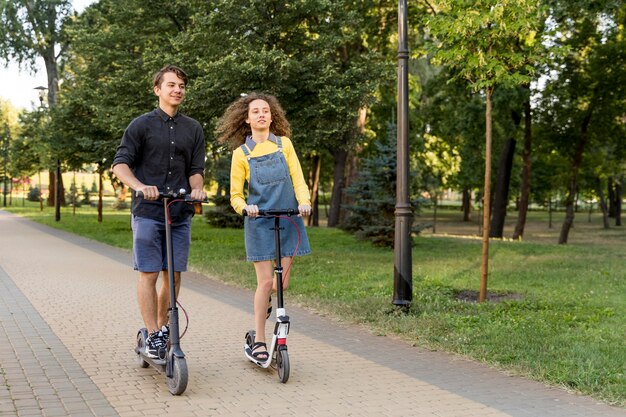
[{"x1": 131, "y1": 215, "x2": 192, "y2": 272}]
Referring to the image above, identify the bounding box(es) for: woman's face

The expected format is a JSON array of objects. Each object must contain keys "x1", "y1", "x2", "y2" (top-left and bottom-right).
[{"x1": 246, "y1": 99, "x2": 272, "y2": 131}]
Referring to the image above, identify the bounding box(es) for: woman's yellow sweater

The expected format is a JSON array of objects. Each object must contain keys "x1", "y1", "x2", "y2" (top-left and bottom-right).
[{"x1": 229, "y1": 136, "x2": 311, "y2": 215}]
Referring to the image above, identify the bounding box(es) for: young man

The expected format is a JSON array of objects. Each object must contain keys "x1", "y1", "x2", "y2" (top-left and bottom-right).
[{"x1": 112, "y1": 65, "x2": 206, "y2": 358}]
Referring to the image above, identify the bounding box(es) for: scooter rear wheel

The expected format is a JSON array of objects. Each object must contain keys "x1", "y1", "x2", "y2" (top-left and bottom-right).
[
  {"x1": 136, "y1": 332, "x2": 149, "y2": 368},
  {"x1": 166, "y1": 356, "x2": 188, "y2": 395},
  {"x1": 276, "y1": 348, "x2": 289, "y2": 383}
]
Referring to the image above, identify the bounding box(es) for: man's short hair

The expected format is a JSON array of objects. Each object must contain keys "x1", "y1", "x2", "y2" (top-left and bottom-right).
[{"x1": 153, "y1": 65, "x2": 188, "y2": 88}]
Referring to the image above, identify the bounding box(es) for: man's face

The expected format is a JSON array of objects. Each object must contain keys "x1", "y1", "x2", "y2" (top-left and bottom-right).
[{"x1": 154, "y1": 72, "x2": 186, "y2": 108}]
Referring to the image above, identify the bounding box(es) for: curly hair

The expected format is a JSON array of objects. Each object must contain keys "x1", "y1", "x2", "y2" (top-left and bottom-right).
[{"x1": 216, "y1": 92, "x2": 291, "y2": 150}]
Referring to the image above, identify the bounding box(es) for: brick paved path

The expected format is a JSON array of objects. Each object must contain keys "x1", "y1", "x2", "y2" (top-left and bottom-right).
[{"x1": 0, "y1": 210, "x2": 624, "y2": 417}]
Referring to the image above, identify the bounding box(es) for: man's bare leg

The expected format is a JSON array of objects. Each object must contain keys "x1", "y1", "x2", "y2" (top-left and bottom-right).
[
  {"x1": 157, "y1": 271, "x2": 181, "y2": 328},
  {"x1": 138, "y1": 271, "x2": 160, "y2": 333}
]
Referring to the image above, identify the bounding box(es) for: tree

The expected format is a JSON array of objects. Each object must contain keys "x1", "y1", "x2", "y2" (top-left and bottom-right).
[
  {"x1": 510, "y1": 83, "x2": 534, "y2": 239},
  {"x1": 342, "y1": 123, "x2": 426, "y2": 246},
  {"x1": 55, "y1": 0, "x2": 192, "y2": 221},
  {"x1": 425, "y1": 0, "x2": 546, "y2": 301},
  {"x1": 0, "y1": 0, "x2": 74, "y2": 217},
  {"x1": 537, "y1": 0, "x2": 626, "y2": 243},
  {"x1": 416, "y1": 131, "x2": 461, "y2": 232},
  {"x1": 168, "y1": 0, "x2": 390, "y2": 227}
]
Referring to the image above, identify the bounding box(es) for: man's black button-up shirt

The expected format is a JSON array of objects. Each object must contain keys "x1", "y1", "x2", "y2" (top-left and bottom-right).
[{"x1": 112, "y1": 108, "x2": 205, "y2": 222}]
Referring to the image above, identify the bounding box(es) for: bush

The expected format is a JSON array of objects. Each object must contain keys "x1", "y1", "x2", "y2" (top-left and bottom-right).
[
  {"x1": 341, "y1": 124, "x2": 424, "y2": 247},
  {"x1": 204, "y1": 194, "x2": 243, "y2": 228},
  {"x1": 27, "y1": 186, "x2": 41, "y2": 202},
  {"x1": 203, "y1": 154, "x2": 243, "y2": 228},
  {"x1": 66, "y1": 182, "x2": 81, "y2": 207},
  {"x1": 81, "y1": 190, "x2": 91, "y2": 205}
]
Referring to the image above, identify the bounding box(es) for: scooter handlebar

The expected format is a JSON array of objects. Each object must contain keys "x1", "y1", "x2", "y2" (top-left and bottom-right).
[
  {"x1": 242, "y1": 208, "x2": 299, "y2": 217},
  {"x1": 135, "y1": 189, "x2": 208, "y2": 203}
]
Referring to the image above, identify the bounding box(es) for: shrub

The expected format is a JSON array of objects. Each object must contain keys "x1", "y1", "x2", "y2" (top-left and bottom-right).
[{"x1": 27, "y1": 186, "x2": 41, "y2": 202}]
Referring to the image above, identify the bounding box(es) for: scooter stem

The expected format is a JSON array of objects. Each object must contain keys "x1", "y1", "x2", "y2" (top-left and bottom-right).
[
  {"x1": 163, "y1": 197, "x2": 184, "y2": 378},
  {"x1": 273, "y1": 216, "x2": 285, "y2": 310}
]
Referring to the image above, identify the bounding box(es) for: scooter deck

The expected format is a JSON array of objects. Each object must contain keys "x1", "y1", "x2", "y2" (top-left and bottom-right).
[
  {"x1": 244, "y1": 343, "x2": 273, "y2": 367},
  {"x1": 135, "y1": 347, "x2": 167, "y2": 371}
]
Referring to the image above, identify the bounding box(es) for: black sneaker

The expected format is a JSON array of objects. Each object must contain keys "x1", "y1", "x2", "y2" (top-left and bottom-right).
[{"x1": 145, "y1": 330, "x2": 166, "y2": 359}]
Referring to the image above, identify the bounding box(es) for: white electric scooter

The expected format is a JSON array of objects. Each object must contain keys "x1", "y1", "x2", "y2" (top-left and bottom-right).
[{"x1": 242, "y1": 208, "x2": 299, "y2": 383}]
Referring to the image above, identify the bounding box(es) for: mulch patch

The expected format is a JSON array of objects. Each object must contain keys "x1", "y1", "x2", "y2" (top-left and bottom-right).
[{"x1": 455, "y1": 289, "x2": 524, "y2": 303}]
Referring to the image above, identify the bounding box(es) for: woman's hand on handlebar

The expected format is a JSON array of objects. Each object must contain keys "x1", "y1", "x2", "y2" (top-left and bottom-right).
[
  {"x1": 243, "y1": 204, "x2": 259, "y2": 217},
  {"x1": 298, "y1": 204, "x2": 312, "y2": 217},
  {"x1": 137, "y1": 185, "x2": 159, "y2": 200}
]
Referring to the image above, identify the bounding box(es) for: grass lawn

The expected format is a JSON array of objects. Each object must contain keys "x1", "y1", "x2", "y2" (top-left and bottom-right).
[{"x1": 3, "y1": 202, "x2": 625, "y2": 406}]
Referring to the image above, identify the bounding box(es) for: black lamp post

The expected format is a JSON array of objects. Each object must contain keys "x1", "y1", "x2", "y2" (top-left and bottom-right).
[
  {"x1": 393, "y1": 0, "x2": 412, "y2": 308},
  {"x1": 34, "y1": 85, "x2": 61, "y2": 221}
]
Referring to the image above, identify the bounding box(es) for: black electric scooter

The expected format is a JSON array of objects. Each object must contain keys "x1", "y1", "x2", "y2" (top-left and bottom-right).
[
  {"x1": 134, "y1": 189, "x2": 205, "y2": 395},
  {"x1": 242, "y1": 208, "x2": 299, "y2": 384}
]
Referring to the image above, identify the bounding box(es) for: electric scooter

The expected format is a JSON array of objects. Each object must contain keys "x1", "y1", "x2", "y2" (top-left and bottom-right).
[
  {"x1": 242, "y1": 208, "x2": 300, "y2": 384},
  {"x1": 134, "y1": 189, "x2": 205, "y2": 395}
]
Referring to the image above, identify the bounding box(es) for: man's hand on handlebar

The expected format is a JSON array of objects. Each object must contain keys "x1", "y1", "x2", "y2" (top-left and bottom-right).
[
  {"x1": 137, "y1": 185, "x2": 159, "y2": 200},
  {"x1": 189, "y1": 188, "x2": 207, "y2": 201}
]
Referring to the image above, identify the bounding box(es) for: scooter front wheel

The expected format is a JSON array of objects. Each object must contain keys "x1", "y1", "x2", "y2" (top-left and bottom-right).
[
  {"x1": 276, "y1": 348, "x2": 289, "y2": 383},
  {"x1": 245, "y1": 330, "x2": 256, "y2": 348},
  {"x1": 166, "y1": 356, "x2": 188, "y2": 395}
]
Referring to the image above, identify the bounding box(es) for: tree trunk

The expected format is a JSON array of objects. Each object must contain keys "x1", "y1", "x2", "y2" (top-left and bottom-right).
[
  {"x1": 432, "y1": 194, "x2": 438, "y2": 233},
  {"x1": 49, "y1": 169, "x2": 66, "y2": 208},
  {"x1": 608, "y1": 177, "x2": 616, "y2": 218},
  {"x1": 559, "y1": 110, "x2": 592, "y2": 244},
  {"x1": 489, "y1": 138, "x2": 516, "y2": 238},
  {"x1": 560, "y1": 184, "x2": 577, "y2": 244},
  {"x1": 98, "y1": 170, "x2": 103, "y2": 223},
  {"x1": 48, "y1": 171, "x2": 55, "y2": 207},
  {"x1": 38, "y1": 172, "x2": 43, "y2": 211},
  {"x1": 42, "y1": 47, "x2": 60, "y2": 107},
  {"x1": 58, "y1": 169, "x2": 65, "y2": 206},
  {"x1": 307, "y1": 154, "x2": 321, "y2": 227},
  {"x1": 72, "y1": 172, "x2": 76, "y2": 216},
  {"x1": 327, "y1": 147, "x2": 348, "y2": 227},
  {"x1": 479, "y1": 87, "x2": 494, "y2": 303},
  {"x1": 513, "y1": 95, "x2": 532, "y2": 240},
  {"x1": 339, "y1": 149, "x2": 359, "y2": 225},
  {"x1": 595, "y1": 177, "x2": 610, "y2": 229},
  {"x1": 548, "y1": 197, "x2": 553, "y2": 229},
  {"x1": 615, "y1": 176, "x2": 622, "y2": 226},
  {"x1": 462, "y1": 187, "x2": 471, "y2": 221}
]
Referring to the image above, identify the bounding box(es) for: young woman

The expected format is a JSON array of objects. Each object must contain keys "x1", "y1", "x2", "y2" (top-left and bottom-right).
[{"x1": 216, "y1": 92, "x2": 311, "y2": 362}]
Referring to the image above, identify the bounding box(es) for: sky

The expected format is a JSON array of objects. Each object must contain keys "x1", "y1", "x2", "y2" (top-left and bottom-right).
[{"x1": 0, "y1": 0, "x2": 95, "y2": 110}]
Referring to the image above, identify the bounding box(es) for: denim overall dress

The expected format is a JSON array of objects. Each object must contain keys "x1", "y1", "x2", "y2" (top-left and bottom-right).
[{"x1": 241, "y1": 134, "x2": 311, "y2": 262}]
